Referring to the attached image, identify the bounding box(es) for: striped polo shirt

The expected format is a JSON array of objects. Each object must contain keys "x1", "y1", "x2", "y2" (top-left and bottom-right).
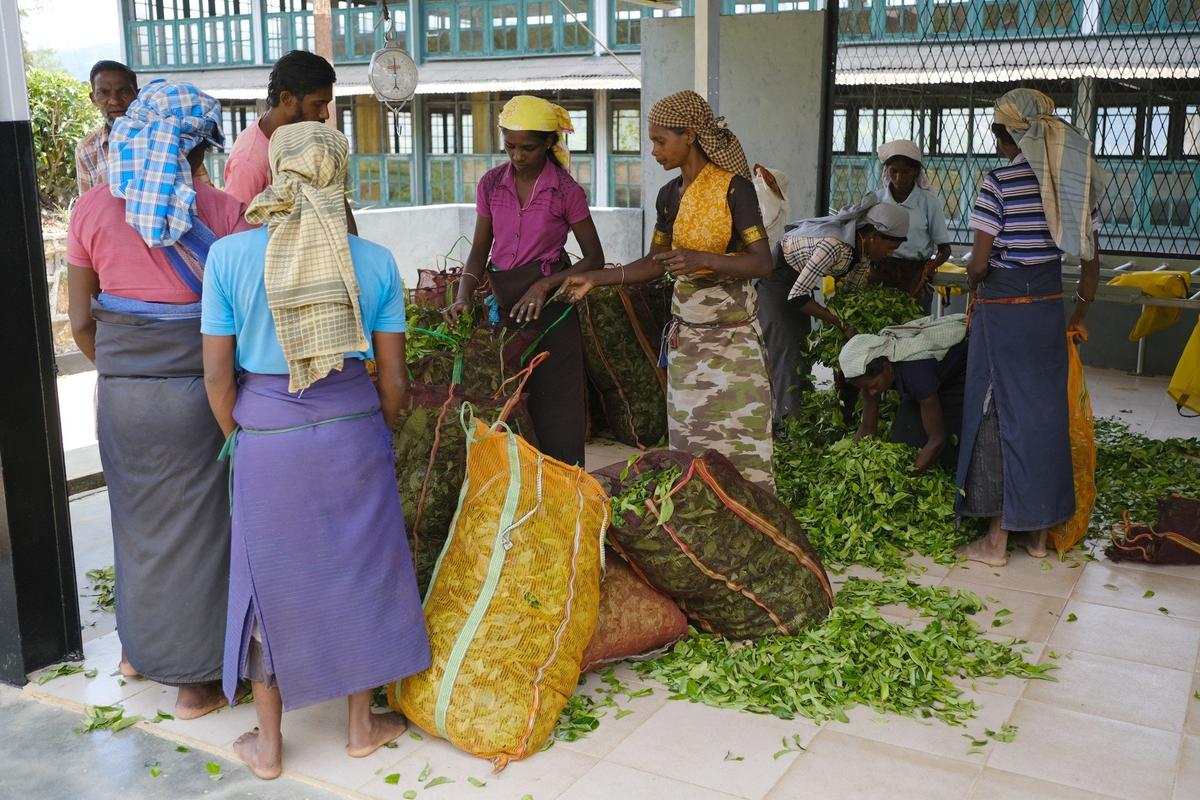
[{"x1": 969, "y1": 154, "x2": 1099, "y2": 270}]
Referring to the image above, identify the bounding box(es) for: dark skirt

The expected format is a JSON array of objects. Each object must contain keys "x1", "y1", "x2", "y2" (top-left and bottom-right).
[
  {"x1": 488, "y1": 257, "x2": 586, "y2": 466},
  {"x1": 93, "y1": 304, "x2": 230, "y2": 686},
  {"x1": 955, "y1": 261, "x2": 1074, "y2": 531},
  {"x1": 756, "y1": 244, "x2": 813, "y2": 426},
  {"x1": 221, "y1": 361, "x2": 431, "y2": 711},
  {"x1": 891, "y1": 373, "x2": 965, "y2": 471}
]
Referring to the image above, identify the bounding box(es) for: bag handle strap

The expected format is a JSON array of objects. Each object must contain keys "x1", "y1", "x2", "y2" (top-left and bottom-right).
[{"x1": 496, "y1": 351, "x2": 548, "y2": 426}]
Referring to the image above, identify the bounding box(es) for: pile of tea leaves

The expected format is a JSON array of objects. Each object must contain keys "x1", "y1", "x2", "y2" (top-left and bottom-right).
[
  {"x1": 404, "y1": 305, "x2": 475, "y2": 364},
  {"x1": 1092, "y1": 417, "x2": 1200, "y2": 538},
  {"x1": 632, "y1": 577, "x2": 1054, "y2": 727},
  {"x1": 804, "y1": 285, "x2": 925, "y2": 368}
]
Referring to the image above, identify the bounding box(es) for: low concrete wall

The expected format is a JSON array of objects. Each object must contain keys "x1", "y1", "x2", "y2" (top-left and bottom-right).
[{"x1": 355, "y1": 204, "x2": 646, "y2": 290}]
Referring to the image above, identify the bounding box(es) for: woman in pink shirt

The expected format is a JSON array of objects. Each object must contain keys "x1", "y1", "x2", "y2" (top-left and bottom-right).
[
  {"x1": 66, "y1": 80, "x2": 254, "y2": 721},
  {"x1": 445, "y1": 95, "x2": 603, "y2": 466}
]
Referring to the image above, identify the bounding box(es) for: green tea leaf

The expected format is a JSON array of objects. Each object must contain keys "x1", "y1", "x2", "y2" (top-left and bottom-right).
[
  {"x1": 1066, "y1": 613, "x2": 1078, "y2": 622},
  {"x1": 425, "y1": 776, "x2": 454, "y2": 789},
  {"x1": 615, "y1": 709, "x2": 635, "y2": 720},
  {"x1": 1143, "y1": 590, "x2": 1155, "y2": 598},
  {"x1": 1159, "y1": 607, "x2": 1170, "y2": 615},
  {"x1": 175, "y1": 746, "x2": 189, "y2": 753},
  {"x1": 418, "y1": 761, "x2": 431, "y2": 782},
  {"x1": 36, "y1": 662, "x2": 86, "y2": 685},
  {"x1": 1103, "y1": 583, "x2": 1119, "y2": 591},
  {"x1": 408, "y1": 729, "x2": 424, "y2": 740},
  {"x1": 724, "y1": 751, "x2": 745, "y2": 762},
  {"x1": 468, "y1": 777, "x2": 487, "y2": 787},
  {"x1": 523, "y1": 591, "x2": 542, "y2": 610},
  {"x1": 403, "y1": 791, "x2": 418, "y2": 799},
  {"x1": 384, "y1": 773, "x2": 400, "y2": 785},
  {"x1": 1039, "y1": 561, "x2": 1052, "y2": 571}
]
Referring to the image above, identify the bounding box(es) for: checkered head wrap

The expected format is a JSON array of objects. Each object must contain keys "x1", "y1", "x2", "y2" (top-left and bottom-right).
[
  {"x1": 648, "y1": 90, "x2": 750, "y2": 179},
  {"x1": 107, "y1": 79, "x2": 224, "y2": 247},
  {"x1": 245, "y1": 122, "x2": 368, "y2": 394}
]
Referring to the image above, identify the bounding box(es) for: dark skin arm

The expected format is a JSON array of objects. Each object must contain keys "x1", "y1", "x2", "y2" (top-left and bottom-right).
[
  {"x1": 556, "y1": 242, "x2": 671, "y2": 301},
  {"x1": 445, "y1": 215, "x2": 494, "y2": 321},
  {"x1": 652, "y1": 238, "x2": 772, "y2": 281},
  {"x1": 966, "y1": 230, "x2": 996, "y2": 290},
  {"x1": 371, "y1": 331, "x2": 408, "y2": 427},
  {"x1": 912, "y1": 394, "x2": 947, "y2": 473},
  {"x1": 67, "y1": 264, "x2": 101, "y2": 362},
  {"x1": 1068, "y1": 230, "x2": 1102, "y2": 334},
  {"x1": 856, "y1": 391, "x2": 881, "y2": 440},
  {"x1": 202, "y1": 335, "x2": 238, "y2": 437},
  {"x1": 798, "y1": 296, "x2": 858, "y2": 339},
  {"x1": 203, "y1": 331, "x2": 409, "y2": 434},
  {"x1": 509, "y1": 216, "x2": 605, "y2": 323}
]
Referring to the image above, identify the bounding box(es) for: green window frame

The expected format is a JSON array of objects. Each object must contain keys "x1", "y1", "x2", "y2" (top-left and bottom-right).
[
  {"x1": 126, "y1": 0, "x2": 253, "y2": 69},
  {"x1": 610, "y1": 0, "x2": 694, "y2": 50},
  {"x1": 420, "y1": 1, "x2": 595, "y2": 59},
  {"x1": 1101, "y1": 0, "x2": 1198, "y2": 31}
]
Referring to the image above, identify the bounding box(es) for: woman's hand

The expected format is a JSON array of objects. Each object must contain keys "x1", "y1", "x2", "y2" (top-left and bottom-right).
[
  {"x1": 556, "y1": 275, "x2": 596, "y2": 304},
  {"x1": 510, "y1": 279, "x2": 551, "y2": 323},
  {"x1": 653, "y1": 248, "x2": 712, "y2": 277},
  {"x1": 442, "y1": 299, "x2": 470, "y2": 324}
]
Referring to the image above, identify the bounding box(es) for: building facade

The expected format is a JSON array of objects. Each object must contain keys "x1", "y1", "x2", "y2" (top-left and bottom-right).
[{"x1": 118, "y1": 0, "x2": 1200, "y2": 255}]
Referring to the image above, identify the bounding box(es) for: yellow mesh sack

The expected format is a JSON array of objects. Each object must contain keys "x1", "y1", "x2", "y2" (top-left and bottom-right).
[
  {"x1": 1048, "y1": 331, "x2": 1097, "y2": 555},
  {"x1": 392, "y1": 405, "x2": 608, "y2": 770}
]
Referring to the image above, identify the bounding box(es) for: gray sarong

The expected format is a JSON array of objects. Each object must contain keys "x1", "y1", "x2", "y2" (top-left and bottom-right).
[{"x1": 94, "y1": 302, "x2": 229, "y2": 686}]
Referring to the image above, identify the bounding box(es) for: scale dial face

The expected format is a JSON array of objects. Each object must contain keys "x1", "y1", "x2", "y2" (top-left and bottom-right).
[{"x1": 368, "y1": 44, "x2": 418, "y2": 104}]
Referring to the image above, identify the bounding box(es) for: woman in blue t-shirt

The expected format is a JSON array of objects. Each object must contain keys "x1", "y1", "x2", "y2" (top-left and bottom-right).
[{"x1": 200, "y1": 123, "x2": 431, "y2": 780}]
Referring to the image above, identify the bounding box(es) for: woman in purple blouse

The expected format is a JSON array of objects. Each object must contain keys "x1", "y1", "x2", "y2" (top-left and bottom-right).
[{"x1": 445, "y1": 95, "x2": 603, "y2": 466}]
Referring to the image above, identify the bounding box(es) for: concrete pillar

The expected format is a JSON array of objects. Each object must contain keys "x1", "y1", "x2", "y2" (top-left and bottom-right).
[
  {"x1": 594, "y1": 89, "x2": 610, "y2": 206},
  {"x1": 412, "y1": 94, "x2": 428, "y2": 203},
  {"x1": 407, "y1": 0, "x2": 422, "y2": 63},
  {"x1": 0, "y1": 0, "x2": 82, "y2": 686},
  {"x1": 117, "y1": 0, "x2": 129, "y2": 67},
  {"x1": 694, "y1": 0, "x2": 720, "y2": 112},
  {"x1": 250, "y1": 0, "x2": 265, "y2": 65},
  {"x1": 594, "y1": 0, "x2": 610, "y2": 56}
]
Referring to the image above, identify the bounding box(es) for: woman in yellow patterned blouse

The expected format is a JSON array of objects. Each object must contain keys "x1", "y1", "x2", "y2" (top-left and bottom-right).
[{"x1": 559, "y1": 91, "x2": 775, "y2": 487}]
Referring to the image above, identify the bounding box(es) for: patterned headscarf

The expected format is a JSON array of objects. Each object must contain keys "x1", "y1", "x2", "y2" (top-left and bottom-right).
[
  {"x1": 878, "y1": 139, "x2": 932, "y2": 190},
  {"x1": 107, "y1": 79, "x2": 224, "y2": 247},
  {"x1": 993, "y1": 88, "x2": 1107, "y2": 260},
  {"x1": 245, "y1": 122, "x2": 368, "y2": 394},
  {"x1": 648, "y1": 91, "x2": 750, "y2": 179},
  {"x1": 785, "y1": 193, "x2": 909, "y2": 246},
  {"x1": 498, "y1": 95, "x2": 574, "y2": 170}
]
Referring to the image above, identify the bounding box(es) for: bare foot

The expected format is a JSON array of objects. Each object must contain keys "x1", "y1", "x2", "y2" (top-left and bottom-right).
[
  {"x1": 346, "y1": 711, "x2": 407, "y2": 758},
  {"x1": 119, "y1": 650, "x2": 141, "y2": 679},
  {"x1": 956, "y1": 537, "x2": 1008, "y2": 567},
  {"x1": 1021, "y1": 530, "x2": 1049, "y2": 559},
  {"x1": 175, "y1": 681, "x2": 228, "y2": 721},
  {"x1": 234, "y1": 727, "x2": 283, "y2": 780}
]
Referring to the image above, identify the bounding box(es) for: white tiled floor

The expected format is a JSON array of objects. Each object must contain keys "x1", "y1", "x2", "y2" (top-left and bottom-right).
[{"x1": 24, "y1": 367, "x2": 1200, "y2": 799}]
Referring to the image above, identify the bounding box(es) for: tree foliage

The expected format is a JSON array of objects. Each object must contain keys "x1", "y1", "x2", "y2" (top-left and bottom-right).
[{"x1": 26, "y1": 67, "x2": 100, "y2": 210}]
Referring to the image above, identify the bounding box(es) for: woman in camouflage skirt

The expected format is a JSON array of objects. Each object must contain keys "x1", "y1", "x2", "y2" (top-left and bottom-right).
[{"x1": 559, "y1": 91, "x2": 775, "y2": 487}]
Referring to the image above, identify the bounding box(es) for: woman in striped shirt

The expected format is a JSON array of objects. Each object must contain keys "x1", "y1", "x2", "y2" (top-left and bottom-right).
[{"x1": 956, "y1": 88, "x2": 1104, "y2": 566}]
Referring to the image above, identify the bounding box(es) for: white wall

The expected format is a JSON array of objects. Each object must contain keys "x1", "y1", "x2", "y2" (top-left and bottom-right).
[
  {"x1": 355, "y1": 204, "x2": 645, "y2": 290},
  {"x1": 640, "y1": 13, "x2": 829, "y2": 244}
]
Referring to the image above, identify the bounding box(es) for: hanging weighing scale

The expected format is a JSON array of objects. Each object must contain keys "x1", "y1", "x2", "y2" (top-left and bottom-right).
[{"x1": 367, "y1": 2, "x2": 418, "y2": 122}]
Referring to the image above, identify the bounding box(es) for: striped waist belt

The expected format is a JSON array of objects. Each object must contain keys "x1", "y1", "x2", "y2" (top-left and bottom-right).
[{"x1": 973, "y1": 292, "x2": 1063, "y2": 305}]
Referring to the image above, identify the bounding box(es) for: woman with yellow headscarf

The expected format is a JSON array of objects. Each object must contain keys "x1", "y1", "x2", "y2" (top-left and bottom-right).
[
  {"x1": 445, "y1": 94, "x2": 604, "y2": 467},
  {"x1": 558, "y1": 90, "x2": 775, "y2": 487}
]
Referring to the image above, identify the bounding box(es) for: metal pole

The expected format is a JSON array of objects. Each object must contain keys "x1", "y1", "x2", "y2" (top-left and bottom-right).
[
  {"x1": 814, "y1": 2, "x2": 839, "y2": 217},
  {"x1": 0, "y1": 0, "x2": 82, "y2": 685}
]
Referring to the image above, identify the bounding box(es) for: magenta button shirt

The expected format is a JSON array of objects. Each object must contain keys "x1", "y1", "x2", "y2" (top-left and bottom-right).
[{"x1": 476, "y1": 160, "x2": 591, "y2": 274}]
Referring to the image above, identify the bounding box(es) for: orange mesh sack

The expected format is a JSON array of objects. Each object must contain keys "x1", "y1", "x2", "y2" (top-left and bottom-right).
[
  {"x1": 580, "y1": 550, "x2": 688, "y2": 672},
  {"x1": 1049, "y1": 330, "x2": 1097, "y2": 555},
  {"x1": 393, "y1": 407, "x2": 608, "y2": 770}
]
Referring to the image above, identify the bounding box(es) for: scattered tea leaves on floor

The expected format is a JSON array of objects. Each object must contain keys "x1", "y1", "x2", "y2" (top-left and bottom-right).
[
  {"x1": 84, "y1": 566, "x2": 116, "y2": 612},
  {"x1": 772, "y1": 735, "x2": 807, "y2": 760},
  {"x1": 633, "y1": 578, "x2": 1055, "y2": 729},
  {"x1": 551, "y1": 666, "x2": 646, "y2": 744},
  {"x1": 1092, "y1": 418, "x2": 1200, "y2": 538},
  {"x1": 75, "y1": 704, "x2": 143, "y2": 734},
  {"x1": 35, "y1": 662, "x2": 86, "y2": 685}
]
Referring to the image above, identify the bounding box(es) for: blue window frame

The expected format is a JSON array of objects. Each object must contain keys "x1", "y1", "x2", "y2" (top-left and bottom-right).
[{"x1": 126, "y1": 0, "x2": 253, "y2": 69}]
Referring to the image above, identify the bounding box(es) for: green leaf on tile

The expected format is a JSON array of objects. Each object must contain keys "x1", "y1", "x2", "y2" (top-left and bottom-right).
[
  {"x1": 1158, "y1": 607, "x2": 1170, "y2": 615},
  {"x1": 403, "y1": 791, "x2": 417, "y2": 799},
  {"x1": 724, "y1": 751, "x2": 745, "y2": 761},
  {"x1": 408, "y1": 729, "x2": 423, "y2": 740},
  {"x1": 1142, "y1": 590, "x2": 1155, "y2": 598},
  {"x1": 418, "y1": 761, "x2": 431, "y2": 782},
  {"x1": 384, "y1": 774, "x2": 400, "y2": 785},
  {"x1": 615, "y1": 708, "x2": 635, "y2": 720},
  {"x1": 1066, "y1": 613, "x2": 1078, "y2": 622},
  {"x1": 151, "y1": 710, "x2": 174, "y2": 723},
  {"x1": 205, "y1": 762, "x2": 222, "y2": 782},
  {"x1": 35, "y1": 662, "x2": 86, "y2": 685},
  {"x1": 425, "y1": 776, "x2": 454, "y2": 789},
  {"x1": 1103, "y1": 583, "x2": 1119, "y2": 591},
  {"x1": 468, "y1": 777, "x2": 487, "y2": 787},
  {"x1": 1039, "y1": 560, "x2": 1052, "y2": 571},
  {"x1": 175, "y1": 745, "x2": 189, "y2": 753}
]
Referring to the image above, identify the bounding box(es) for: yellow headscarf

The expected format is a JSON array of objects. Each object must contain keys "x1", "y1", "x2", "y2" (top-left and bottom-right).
[{"x1": 497, "y1": 95, "x2": 574, "y2": 170}]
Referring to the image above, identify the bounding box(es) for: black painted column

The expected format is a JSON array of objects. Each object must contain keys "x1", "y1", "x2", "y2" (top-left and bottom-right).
[{"x1": 0, "y1": 0, "x2": 82, "y2": 685}]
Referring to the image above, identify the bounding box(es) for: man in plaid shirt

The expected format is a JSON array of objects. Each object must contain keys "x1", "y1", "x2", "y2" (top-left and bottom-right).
[
  {"x1": 75, "y1": 61, "x2": 138, "y2": 195},
  {"x1": 76, "y1": 60, "x2": 210, "y2": 195}
]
